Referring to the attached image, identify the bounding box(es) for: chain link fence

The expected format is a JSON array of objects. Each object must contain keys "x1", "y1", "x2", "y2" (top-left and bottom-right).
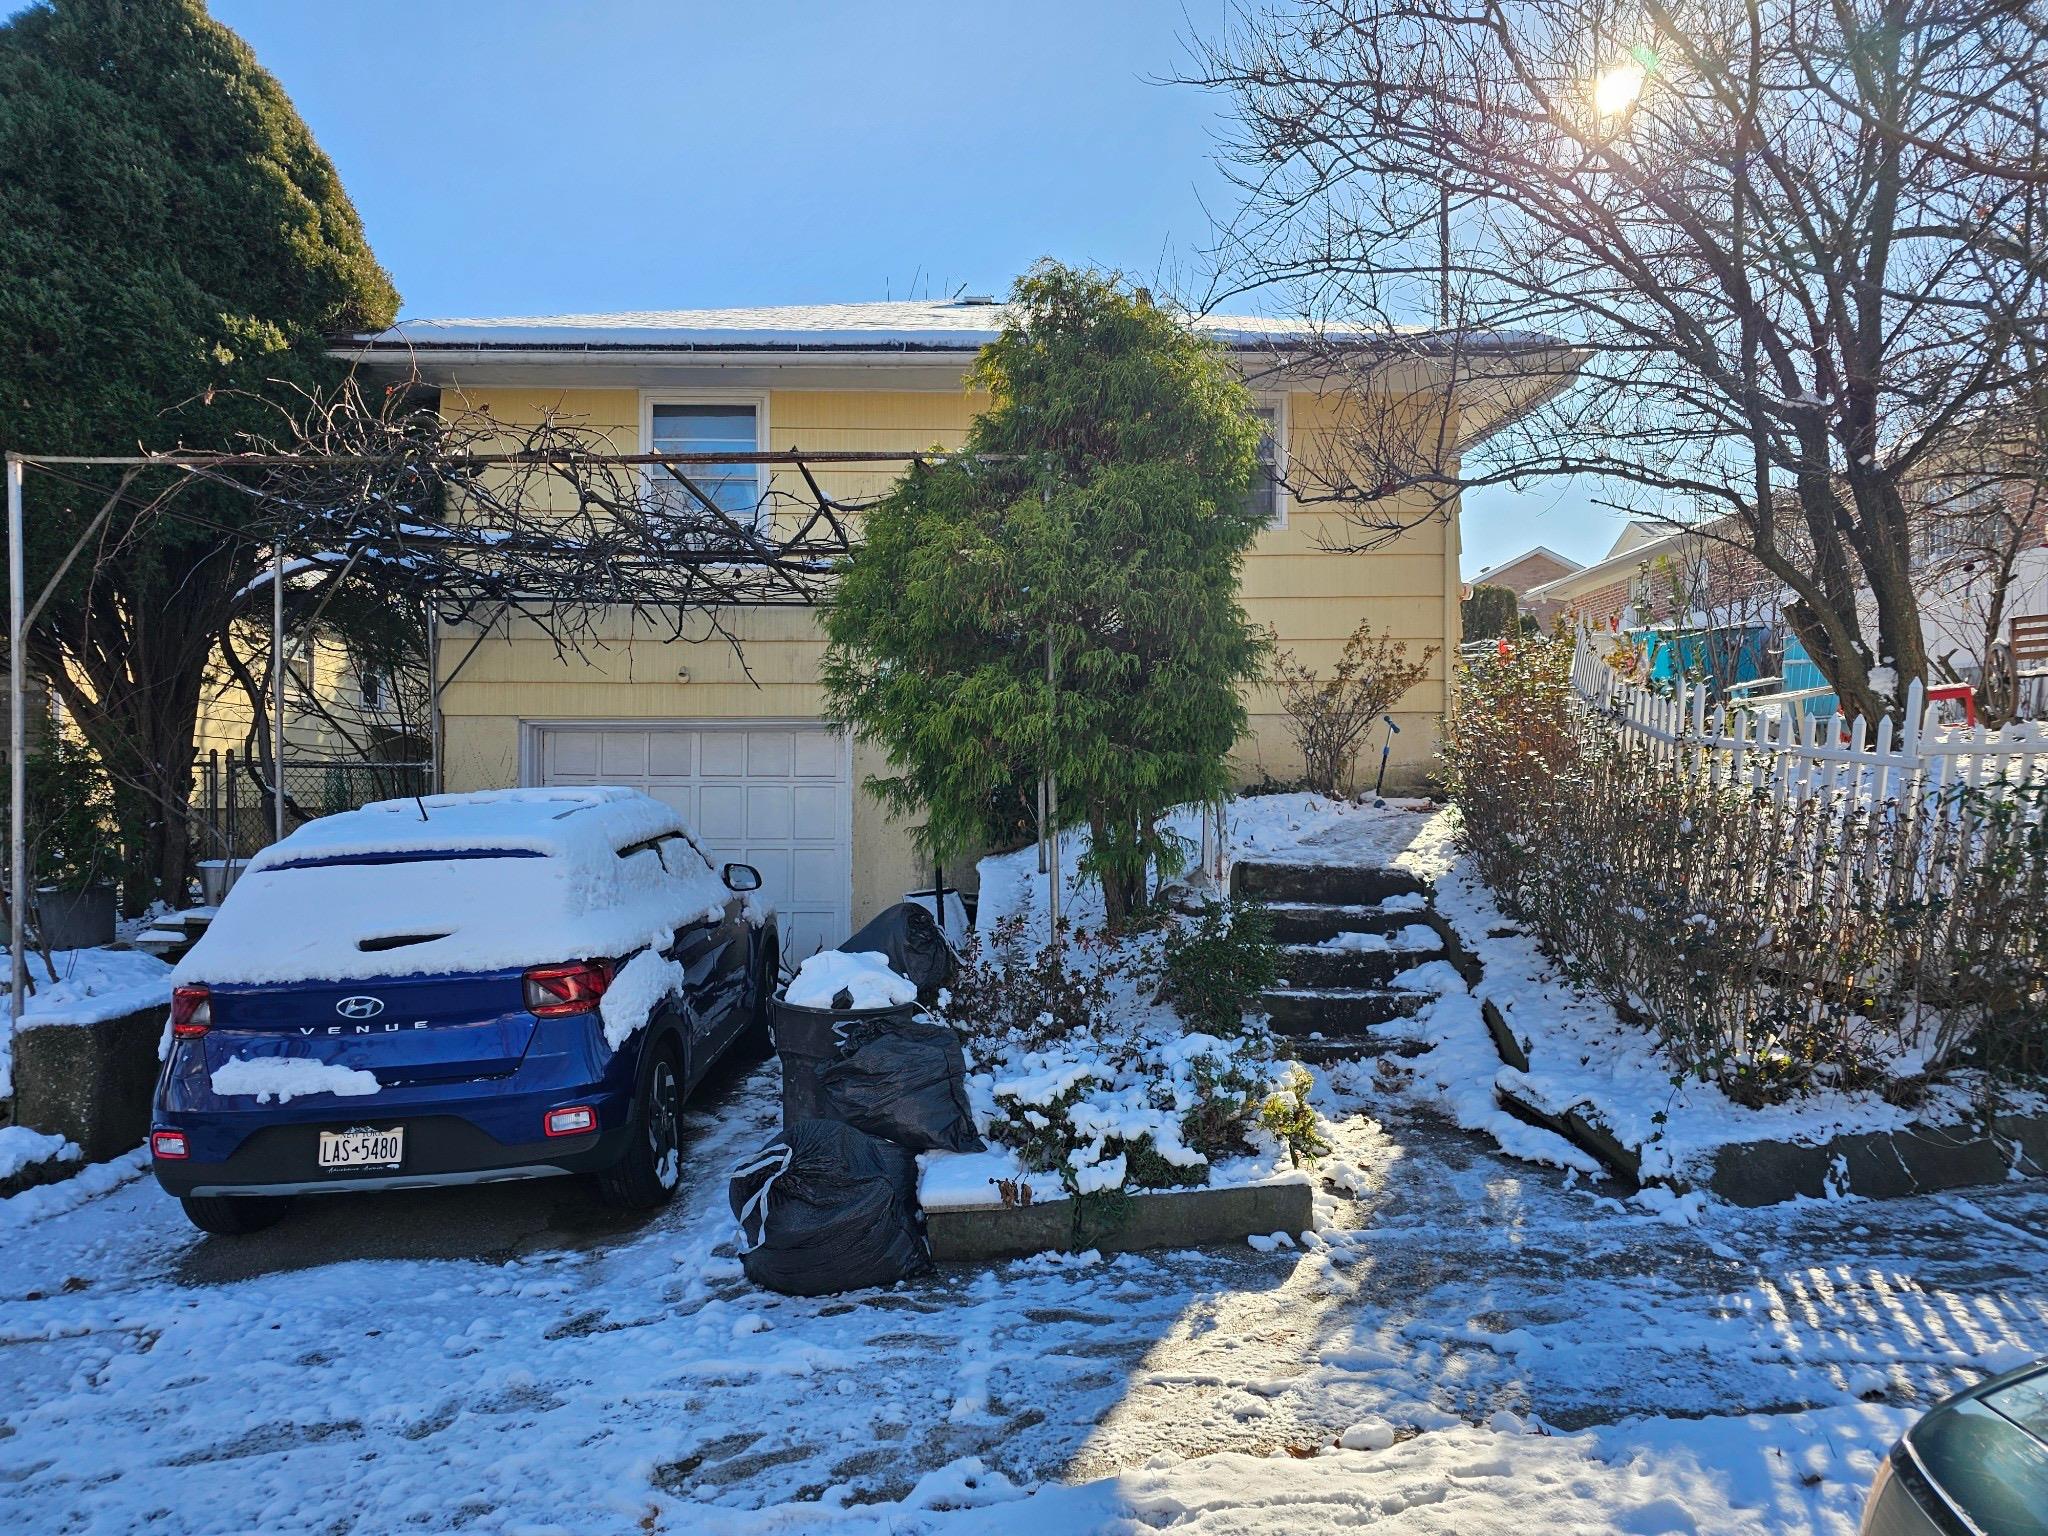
[{"x1": 193, "y1": 749, "x2": 431, "y2": 860}]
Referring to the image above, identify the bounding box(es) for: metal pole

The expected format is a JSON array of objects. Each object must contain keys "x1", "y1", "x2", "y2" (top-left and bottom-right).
[
  {"x1": 1045, "y1": 631, "x2": 1059, "y2": 946},
  {"x1": 8, "y1": 455, "x2": 27, "y2": 1014},
  {"x1": 271, "y1": 542, "x2": 285, "y2": 846},
  {"x1": 426, "y1": 602, "x2": 442, "y2": 795}
]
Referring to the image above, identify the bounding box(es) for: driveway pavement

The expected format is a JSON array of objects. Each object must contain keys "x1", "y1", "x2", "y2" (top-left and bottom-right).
[{"x1": 2, "y1": 1055, "x2": 2044, "y2": 1532}]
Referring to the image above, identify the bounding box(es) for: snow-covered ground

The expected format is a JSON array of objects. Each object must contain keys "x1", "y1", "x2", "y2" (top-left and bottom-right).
[{"x1": 3, "y1": 1055, "x2": 2043, "y2": 1534}]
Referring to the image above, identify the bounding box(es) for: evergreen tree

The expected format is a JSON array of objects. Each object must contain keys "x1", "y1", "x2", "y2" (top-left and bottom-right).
[
  {"x1": 1461, "y1": 584, "x2": 1522, "y2": 642},
  {"x1": 0, "y1": 0, "x2": 398, "y2": 908},
  {"x1": 823, "y1": 263, "x2": 1269, "y2": 928}
]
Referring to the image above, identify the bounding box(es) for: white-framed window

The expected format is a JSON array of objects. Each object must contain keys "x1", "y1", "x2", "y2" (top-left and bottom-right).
[
  {"x1": 641, "y1": 392, "x2": 769, "y2": 530},
  {"x1": 1248, "y1": 398, "x2": 1288, "y2": 528}
]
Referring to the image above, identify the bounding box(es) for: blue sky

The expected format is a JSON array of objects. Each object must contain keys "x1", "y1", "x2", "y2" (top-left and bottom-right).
[{"x1": 206, "y1": 0, "x2": 1621, "y2": 573}]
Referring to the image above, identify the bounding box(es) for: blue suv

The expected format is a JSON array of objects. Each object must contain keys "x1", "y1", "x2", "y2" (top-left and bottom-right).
[{"x1": 151, "y1": 787, "x2": 778, "y2": 1235}]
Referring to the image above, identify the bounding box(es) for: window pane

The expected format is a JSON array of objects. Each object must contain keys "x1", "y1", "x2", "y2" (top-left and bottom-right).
[
  {"x1": 1247, "y1": 405, "x2": 1279, "y2": 524},
  {"x1": 650, "y1": 403, "x2": 760, "y2": 520}
]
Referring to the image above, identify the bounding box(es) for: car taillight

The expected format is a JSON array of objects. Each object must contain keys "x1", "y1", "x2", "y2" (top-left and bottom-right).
[
  {"x1": 151, "y1": 1130, "x2": 189, "y2": 1160},
  {"x1": 523, "y1": 960, "x2": 614, "y2": 1017},
  {"x1": 170, "y1": 986, "x2": 211, "y2": 1037},
  {"x1": 544, "y1": 1105, "x2": 597, "y2": 1138}
]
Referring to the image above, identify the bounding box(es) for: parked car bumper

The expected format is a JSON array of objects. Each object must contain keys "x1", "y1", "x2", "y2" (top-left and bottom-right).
[{"x1": 151, "y1": 1109, "x2": 633, "y2": 1198}]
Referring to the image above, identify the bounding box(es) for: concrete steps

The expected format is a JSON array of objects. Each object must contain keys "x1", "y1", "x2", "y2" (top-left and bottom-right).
[
  {"x1": 1276, "y1": 945, "x2": 1407, "y2": 990},
  {"x1": 1262, "y1": 987, "x2": 1427, "y2": 1036},
  {"x1": 1265, "y1": 903, "x2": 1423, "y2": 945},
  {"x1": 1240, "y1": 858, "x2": 1440, "y2": 1060},
  {"x1": 1234, "y1": 861, "x2": 1426, "y2": 907}
]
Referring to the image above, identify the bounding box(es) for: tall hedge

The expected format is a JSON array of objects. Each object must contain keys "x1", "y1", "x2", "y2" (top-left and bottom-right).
[{"x1": 822, "y1": 263, "x2": 1270, "y2": 927}]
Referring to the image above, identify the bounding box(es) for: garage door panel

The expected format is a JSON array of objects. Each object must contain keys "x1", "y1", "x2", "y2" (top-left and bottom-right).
[
  {"x1": 699, "y1": 733, "x2": 747, "y2": 776},
  {"x1": 792, "y1": 733, "x2": 840, "y2": 777},
  {"x1": 600, "y1": 733, "x2": 648, "y2": 776},
  {"x1": 696, "y1": 784, "x2": 746, "y2": 837},
  {"x1": 745, "y1": 785, "x2": 793, "y2": 840},
  {"x1": 791, "y1": 784, "x2": 839, "y2": 841},
  {"x1": 646, "y1": 785, "x2": 694, "y2": 819},
  {"x1": 647, "y1": 732, "x2": 695, "y2": 776},
  {"x1": 534, "y1": 723, "x2": 851, "y2": 954},
  {"x1": 545, "y1": 732, "x2": 603, "y2": 776},
  {"x1": 791, "y1": 845, "x2": 844, "y2": 895},
  {"x1": 747, "y1": 731, "x2": 794, "y2": 776}
]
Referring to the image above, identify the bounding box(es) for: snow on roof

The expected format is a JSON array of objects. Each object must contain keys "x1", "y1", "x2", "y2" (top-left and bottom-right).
[{"x1": 342, "y1": 299, "x2": 1560, "y2": 356}]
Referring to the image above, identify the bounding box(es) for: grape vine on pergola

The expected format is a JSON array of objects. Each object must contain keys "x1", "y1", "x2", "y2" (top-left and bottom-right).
[{"x1": 1, "y1": 411, "x2": 996, "y2": 1013}]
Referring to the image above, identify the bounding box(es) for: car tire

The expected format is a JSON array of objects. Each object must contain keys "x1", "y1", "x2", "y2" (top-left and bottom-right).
[
  {"x1": 745, "y1": 936, "x2": 779, "y2": 1046},
  {"x1": 179, "y1": 1194, "x2": 291, "y2": 1236},
  {"x1": 594, "y1": 1041, "x2": 686, "y2": 1210}
]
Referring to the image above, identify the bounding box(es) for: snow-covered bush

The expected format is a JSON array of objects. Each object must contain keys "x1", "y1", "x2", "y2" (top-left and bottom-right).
[
  {"x1": 940, "y1": 904, "x2": 1323, "y2": 1197},
  {"x1": 1160, "y1": 898, "x2": 1276, "y2": 1035},
  {"x1": 1256, "y1": 1065, "x2": 1330, "y2": 1166}
]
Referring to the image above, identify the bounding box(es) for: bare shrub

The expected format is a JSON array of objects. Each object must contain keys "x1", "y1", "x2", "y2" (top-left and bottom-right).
[
  {"x1": 1446, "y1": 637, "x2": 2047, "y2": 1102},
  {"x1": 1272, "y1": 620, "x2": 1436, "y2": 796}
]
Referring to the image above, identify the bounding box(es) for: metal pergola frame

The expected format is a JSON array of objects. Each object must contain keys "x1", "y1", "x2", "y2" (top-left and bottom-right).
[{"x1": 3, "y1": 443, "x2": 1067, "y2": 1021}]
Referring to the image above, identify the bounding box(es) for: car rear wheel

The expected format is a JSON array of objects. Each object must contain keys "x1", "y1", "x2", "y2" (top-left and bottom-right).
[
  {"x1": 179, "y1": 1194, "x2": 291, "y2": 1236},
  {"x1": 745, "y1": 937, "x2": 779, "y2": 1047},
  {"x1": 594, "y1": 1043, "x2": 685, "y2": 1210}
]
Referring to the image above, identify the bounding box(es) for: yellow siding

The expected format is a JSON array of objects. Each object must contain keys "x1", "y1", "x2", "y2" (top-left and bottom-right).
[{"x1": 432, "y1": 381, "x2": 1462, "y2": 921}]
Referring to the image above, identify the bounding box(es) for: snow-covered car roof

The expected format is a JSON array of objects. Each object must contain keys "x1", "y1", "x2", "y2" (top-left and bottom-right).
[
  {"x1": 180, "y1": 787, "x2": 734, "y2": 986},
  {"x1": 244, "y1": 786, "x2": 689, "y2": 872}
]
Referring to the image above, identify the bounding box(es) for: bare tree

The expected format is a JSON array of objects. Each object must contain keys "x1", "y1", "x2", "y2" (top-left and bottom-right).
[
  {"x1": 1190, "y1": 0, "x2": 2048, "y2": 722},
  {"x1": 17, "y1": 370, "x2": 880, "y2": 901},
  {"x1": 1912, "y1": 398, "x2": 2048, "y2": 725}
]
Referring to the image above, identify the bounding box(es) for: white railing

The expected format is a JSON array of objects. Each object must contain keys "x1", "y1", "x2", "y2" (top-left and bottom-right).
[{"x1": 1568, "y1": 629, "x2": 2048, "y2": 805}]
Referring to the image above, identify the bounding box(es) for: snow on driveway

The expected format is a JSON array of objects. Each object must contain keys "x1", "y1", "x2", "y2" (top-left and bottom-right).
[{"x1": 2, "y1": 1062, "x2": 2045, "y2": 1534}]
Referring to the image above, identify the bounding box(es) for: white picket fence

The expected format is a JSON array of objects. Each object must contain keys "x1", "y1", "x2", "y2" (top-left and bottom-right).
[{"x1": 1568, "y1": 629, "x2": 2048, "y2": 806}]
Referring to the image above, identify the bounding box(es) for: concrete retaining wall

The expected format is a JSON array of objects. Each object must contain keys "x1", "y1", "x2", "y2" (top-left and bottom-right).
[
  {"x1": 927, "y1": 1180, "x2": 1314, "y2": 1263},
  {"x1": 11, "y1": 1007, "x2": 164, "y2": 1162}
]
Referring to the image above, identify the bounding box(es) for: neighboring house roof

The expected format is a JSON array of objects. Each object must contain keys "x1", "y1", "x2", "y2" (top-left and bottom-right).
[
  {"x1": 338, "y1": 299, "x2": 1562, "y2": 357},
  {"x1": 1468, "y1": 545, "x2": 1585, "y2": 589},
  {"x1": 1526, "y1": 523, "x2": 1696, "y2": 603},
  {"x1": 1603, "y1": 518, "x2": 1677, "y2": 560}
]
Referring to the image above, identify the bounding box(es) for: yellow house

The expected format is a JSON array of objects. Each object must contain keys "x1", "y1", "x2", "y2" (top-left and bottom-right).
[{"x1": 338, "y1": 300, "x2": 1565, "y2": 957}]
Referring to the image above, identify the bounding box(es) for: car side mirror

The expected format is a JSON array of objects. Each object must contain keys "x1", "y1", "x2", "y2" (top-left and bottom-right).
[{"x1": 722, "y1": 863, "x2": 762, "y2": 893}]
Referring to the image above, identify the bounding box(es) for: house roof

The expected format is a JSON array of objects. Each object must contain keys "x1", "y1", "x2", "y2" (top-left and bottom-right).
[
  {"x1": 1525, "y1": 525, "x2": 1693, "y2": 602},
  {"x1": 1469, "y1": 545, "x2": 1585, "y2": 586},
  {"x1": 339, "y1": 299, "x2": 1564, "y2": 357}
]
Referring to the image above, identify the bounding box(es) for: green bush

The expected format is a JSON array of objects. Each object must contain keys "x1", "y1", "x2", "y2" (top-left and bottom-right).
[
  {"x1": 1162, "y1": 898, "x2": 1278, "y2": 1035},
  {"x1": 1257, "y1": 1065, "x2": 1331, "y2": 1166},
  {"x1": 27, "y1": 727, "x2": 115, "y2": 891}
]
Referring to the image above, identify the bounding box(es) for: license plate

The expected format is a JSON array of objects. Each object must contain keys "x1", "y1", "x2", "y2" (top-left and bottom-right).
[{"x1": 318, "y1": 1126, "x2": 404, "y2": 1170}]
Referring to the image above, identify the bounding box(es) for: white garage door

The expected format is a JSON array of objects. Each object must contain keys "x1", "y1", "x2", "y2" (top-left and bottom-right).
[{"x1": 533, "y1": 723, "x2": 851, "y2": 963}]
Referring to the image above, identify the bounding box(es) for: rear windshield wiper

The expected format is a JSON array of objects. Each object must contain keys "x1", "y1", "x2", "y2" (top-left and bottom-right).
[{"x1": 265, "y1": 848, "x2": 546, "y2": 871}]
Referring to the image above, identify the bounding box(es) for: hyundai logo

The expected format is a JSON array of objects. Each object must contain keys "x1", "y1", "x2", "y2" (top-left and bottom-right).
[{"x1": 336, "y1": 995, "x2": 386, "y2": 1020}]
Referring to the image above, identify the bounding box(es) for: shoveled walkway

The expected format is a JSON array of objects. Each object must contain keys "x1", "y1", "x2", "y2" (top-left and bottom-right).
[{"x1": 2, "y1": 1052, "x2": 2044, "y2": 1532}]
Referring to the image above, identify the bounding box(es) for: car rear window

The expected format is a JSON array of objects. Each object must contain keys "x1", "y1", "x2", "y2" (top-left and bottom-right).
[
  {"x1": 1988, "y1": 1373, "x2": 2048, "y2": 1445},
  {"x1": 265, "y1": 847, "x2": 548, "y2": 871},
  {"x1": 1911, "y1": 1397, "x2": 2048, "y2": 1536}
]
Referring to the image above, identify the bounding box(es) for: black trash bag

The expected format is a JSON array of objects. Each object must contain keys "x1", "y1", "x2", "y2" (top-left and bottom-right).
[
  {"x1": 837, "y1": 902, "x2": 956, "y2": 1004},
  {"x1": 728, "y1": 1118, "x2": 930, "y2": 1297},
  {"x1": 770, "y1": 997, "x2": 921, "y2": 1128},
  {"x1": 817, "y1": 1017, "x2": 985, "y2": 1153}
]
